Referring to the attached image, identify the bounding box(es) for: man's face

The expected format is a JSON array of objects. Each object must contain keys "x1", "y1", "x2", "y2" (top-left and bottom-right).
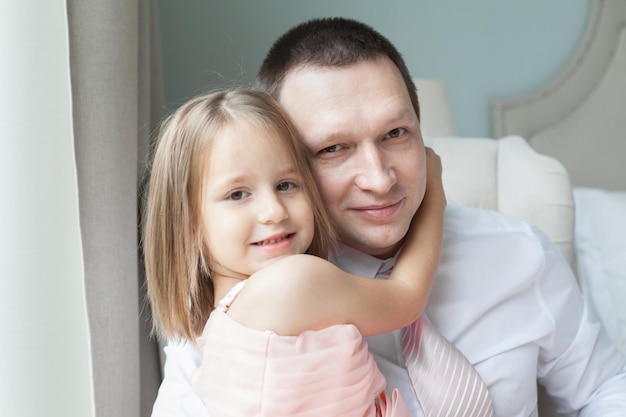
[{"x1": 278, "y1": 57, "x2": 426, "y2": 258}]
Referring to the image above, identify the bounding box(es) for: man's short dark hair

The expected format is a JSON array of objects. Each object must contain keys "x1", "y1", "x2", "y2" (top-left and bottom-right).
[{"x1": 257, "y1": 17, "x2": 420, "y2": 120}]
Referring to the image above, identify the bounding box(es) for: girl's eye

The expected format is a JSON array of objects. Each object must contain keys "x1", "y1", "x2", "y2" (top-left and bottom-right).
[
  {"x1": 228, "y1": 190, "x2": 249, "y2": 201},
  {"x1": 277, "y1": 181, "x2": 296, "y2": 192}
]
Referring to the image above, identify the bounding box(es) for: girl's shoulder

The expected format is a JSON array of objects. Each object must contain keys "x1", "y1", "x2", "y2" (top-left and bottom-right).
[
  {"x1": 249, "y1": 254, "x2": 339, "y2": 291},
  {"x1": 229, "y1": 254, "x2": 342, "y2": 334}
]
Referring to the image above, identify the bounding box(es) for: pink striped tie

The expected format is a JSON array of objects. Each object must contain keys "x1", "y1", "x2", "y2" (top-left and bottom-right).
[{"x1": 403, "y1": 316, "x2": 494, "y2": 417}]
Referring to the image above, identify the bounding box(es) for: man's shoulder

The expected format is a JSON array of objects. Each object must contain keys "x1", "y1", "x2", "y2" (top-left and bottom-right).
[
  {"x1": 441, "y1": 204, "x2": 550, "y2": 275},
  {"x1": 443, "y1": 204, "x2": 537, "y2": 238}
]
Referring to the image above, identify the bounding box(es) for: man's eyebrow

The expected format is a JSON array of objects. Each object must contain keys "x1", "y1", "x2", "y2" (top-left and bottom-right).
[
  {"x1": 314, "y1": 131, "x2": 350, "y2": 146},
  {"x1": 305, "y1": 106, "x2": 417, "y2": 149},
  {"x1": 384, "y1": 107, "x2": 417, "y2": 125}
]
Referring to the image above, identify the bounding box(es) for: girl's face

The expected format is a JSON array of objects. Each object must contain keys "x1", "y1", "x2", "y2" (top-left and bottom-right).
[{"x1": 201, "y1": 122, "x2": 315, "y2": 280}]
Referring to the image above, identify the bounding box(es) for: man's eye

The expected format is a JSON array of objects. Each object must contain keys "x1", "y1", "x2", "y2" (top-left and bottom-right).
[
  {"x1": 320, "y1": 144, "x2": 343, "y2": 153},
  {"x1": 228, "y1": 190, "x2": 249, "y2": 201},
  {"x1": 277, "y1": 181, "x2": 296, "y2": 191},
  {"x1": 386, "y1": 128, "x2": 406, "y2": 139}
]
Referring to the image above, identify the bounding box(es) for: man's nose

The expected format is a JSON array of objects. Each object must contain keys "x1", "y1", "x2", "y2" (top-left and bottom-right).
[{"x1": 353, "y1": 146, "x2": 397, "y2": 193}]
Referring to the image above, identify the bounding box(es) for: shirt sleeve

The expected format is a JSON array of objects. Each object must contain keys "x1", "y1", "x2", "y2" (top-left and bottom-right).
[
  {"x1": 151, "y1": 339, "x2": 209, "y2": 417},
  {"x1": 534, "y1": 227, "x2": 626, "y2": 416}
]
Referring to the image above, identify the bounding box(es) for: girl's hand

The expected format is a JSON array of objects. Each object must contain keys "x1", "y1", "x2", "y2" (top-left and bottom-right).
[
  {"x1": 422, "y1": 146, "x2": 446, "y2": 212},
  {"x1": 387, "y1": 147, "x2": 446, "y2": 323}
]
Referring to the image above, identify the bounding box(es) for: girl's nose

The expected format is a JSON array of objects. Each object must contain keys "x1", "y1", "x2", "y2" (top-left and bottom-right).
[{"x1": 257, "y1": 191, "x2": 289, "y2": 224}]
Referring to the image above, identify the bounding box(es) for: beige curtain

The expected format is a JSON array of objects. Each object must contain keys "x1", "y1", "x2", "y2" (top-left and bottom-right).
[
  {"x1": 1, "y1": 2, "x2": 95, "y2": 416},
  {"x1": 67, "y1": 0, "x2": 164, "y2": 415},
  {"x1": 1, "y1": 1, "x2": 164, "y2": 415}
]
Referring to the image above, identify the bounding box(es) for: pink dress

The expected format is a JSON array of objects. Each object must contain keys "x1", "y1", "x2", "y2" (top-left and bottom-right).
[{"x1": 192, "y1": 281, "x2": 411, "y2": 417}]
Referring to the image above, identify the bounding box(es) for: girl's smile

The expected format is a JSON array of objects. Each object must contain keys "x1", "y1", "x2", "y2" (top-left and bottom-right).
[
  {"x1": 252, "y1": 232, "x2": 296, "y2": 247},
  {"x1": 201, "y1": 122, "x2": 315, "y2": 280}
]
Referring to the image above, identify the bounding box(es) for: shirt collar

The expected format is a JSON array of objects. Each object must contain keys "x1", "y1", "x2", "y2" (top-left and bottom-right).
[{"x1": 328, "y1": 242, "x2": 399, "y2": 278}]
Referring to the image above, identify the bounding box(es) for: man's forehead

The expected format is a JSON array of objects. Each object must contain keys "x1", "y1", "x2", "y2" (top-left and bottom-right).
[{"x1": 277, "y1": 58, "x2": 416, "y2": 140}]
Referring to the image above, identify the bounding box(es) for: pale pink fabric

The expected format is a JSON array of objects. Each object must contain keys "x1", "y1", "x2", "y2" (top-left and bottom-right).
[
  {"x1": 403, "y1": 316, "x2": 494, "y2": 417},
  {"x1": 192, "y1": 289, "x2": 410, "y2": 417}
]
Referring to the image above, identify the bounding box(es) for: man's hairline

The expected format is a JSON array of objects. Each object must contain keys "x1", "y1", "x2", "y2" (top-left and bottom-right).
[
  {"x1": 270, "y1": 54, "x2": 399, "y2": 100},
  {"x1": 272, "y1": 57, "x2": 419, "y2": 149}
]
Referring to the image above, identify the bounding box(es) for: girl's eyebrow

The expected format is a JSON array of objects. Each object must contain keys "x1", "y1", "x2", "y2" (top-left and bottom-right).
[
  {"x1": 211, "y1": 164, "x2": 300, "y2": 187},
  {"x1": 276, "y1": 165, "x2": 300, "y2": 177}
]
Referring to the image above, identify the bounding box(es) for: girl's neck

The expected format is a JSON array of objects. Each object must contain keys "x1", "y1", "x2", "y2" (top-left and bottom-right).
[{"x1": 212, "y1": 274, "x2": 248, "y2": 308}]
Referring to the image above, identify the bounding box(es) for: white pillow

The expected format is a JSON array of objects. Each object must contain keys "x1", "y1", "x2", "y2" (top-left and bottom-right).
[{"x1": 574, "y1": 187, "x2": 626, "y2": 353}]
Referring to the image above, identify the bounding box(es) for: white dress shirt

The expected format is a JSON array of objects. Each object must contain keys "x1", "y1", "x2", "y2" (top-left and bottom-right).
[{"x1": 151, "y1": 205, "x2": 626, "y2": 417}]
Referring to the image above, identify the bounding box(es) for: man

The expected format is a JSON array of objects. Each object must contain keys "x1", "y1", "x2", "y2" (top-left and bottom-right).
[{"x1": 152, "y1": 18, "x2": 626, "y2": 417}]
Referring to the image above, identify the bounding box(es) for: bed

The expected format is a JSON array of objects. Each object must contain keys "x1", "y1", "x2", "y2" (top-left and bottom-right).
[
  {"x1": 493, "y1": 2, "x2": 626, "y2": 415},
  {"x1": 419, "y1": 2, "x2": 624, "y2": 415},
  {"x1": 493, "y1": 0, "x2": 626, "y2": 358}
]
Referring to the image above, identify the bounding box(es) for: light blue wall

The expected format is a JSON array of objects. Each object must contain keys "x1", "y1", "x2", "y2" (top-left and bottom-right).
[{"x1": 158, "y1": 0, "x2": 590, "y2": 137}]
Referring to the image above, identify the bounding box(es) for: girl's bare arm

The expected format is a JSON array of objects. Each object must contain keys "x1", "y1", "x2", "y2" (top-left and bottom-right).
[{"x1": 231, "y1": 148, "x2": 446, "y2": 336}]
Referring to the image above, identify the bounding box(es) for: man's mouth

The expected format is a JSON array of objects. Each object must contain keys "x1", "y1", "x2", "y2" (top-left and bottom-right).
[{"x1": 353, "y1": 199, "x2": 403, "y2": 220}]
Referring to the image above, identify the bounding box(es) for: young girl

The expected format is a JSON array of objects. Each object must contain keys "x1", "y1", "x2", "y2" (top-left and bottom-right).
[{"x1": 143, "y1": 89, "x2": 445, "y2": 417}]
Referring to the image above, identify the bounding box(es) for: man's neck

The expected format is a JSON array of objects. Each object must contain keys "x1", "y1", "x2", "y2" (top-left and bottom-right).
[
  {"x1": 337, "y1": 236, "x2": 405, "y2": 260},
  {"x1": 329, "y1": 242, "x2": 399, "y2": 278}
]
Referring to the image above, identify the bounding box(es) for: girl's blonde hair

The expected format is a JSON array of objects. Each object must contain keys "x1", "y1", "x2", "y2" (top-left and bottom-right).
[{"x1": 143, "y1": 89, "x2": 335, "y2": 341}]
